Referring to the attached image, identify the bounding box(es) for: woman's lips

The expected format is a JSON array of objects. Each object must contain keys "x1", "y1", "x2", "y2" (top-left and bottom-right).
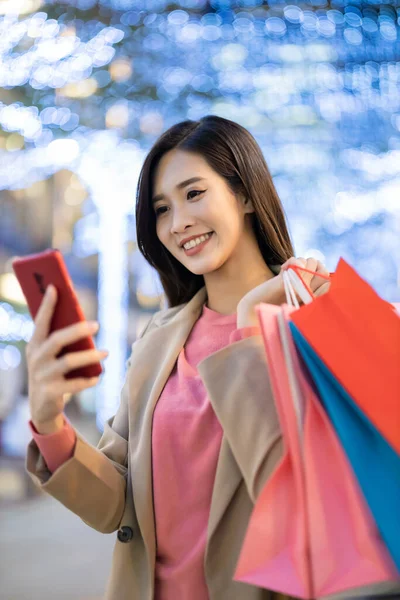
[{"x1": 183, "y1": 232, "x2": 214, "y2": 256}]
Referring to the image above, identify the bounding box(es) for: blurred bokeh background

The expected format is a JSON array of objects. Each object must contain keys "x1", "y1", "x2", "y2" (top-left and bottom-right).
[{"x1": 0, "y1": 0, "x2": 399, "y2": 598}]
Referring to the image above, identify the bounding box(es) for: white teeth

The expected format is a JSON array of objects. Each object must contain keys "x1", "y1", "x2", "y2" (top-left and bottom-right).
[{"x1": 183, "y1": 233, "x2": 212, "y2": 250}]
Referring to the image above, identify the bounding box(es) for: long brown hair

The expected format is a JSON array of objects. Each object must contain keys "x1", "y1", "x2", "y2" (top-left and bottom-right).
[{"x1": 136, "y1": 115, "x2": 295, "y2": 307}]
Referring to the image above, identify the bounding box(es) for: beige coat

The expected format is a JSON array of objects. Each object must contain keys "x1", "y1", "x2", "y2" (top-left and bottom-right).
[{"x1": 26, "y1": 286, "x2": 399, "y2": 600}]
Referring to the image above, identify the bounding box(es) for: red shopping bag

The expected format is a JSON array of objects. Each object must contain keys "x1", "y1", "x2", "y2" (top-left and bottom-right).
[
  {"x1": 234, "y1": 304, "x2": 312, "y2": 599},
  {"x1": 290, "y1": 258, "x2": 400, "y2": 455}
]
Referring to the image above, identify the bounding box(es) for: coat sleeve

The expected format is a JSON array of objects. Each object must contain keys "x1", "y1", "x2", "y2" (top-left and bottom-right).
[
  {"x1": 25, "y1": 314, "x2": 156, "y2": 534},
  {"x1": 197, "y1": 334, "x2": 283, "y2": 503}
]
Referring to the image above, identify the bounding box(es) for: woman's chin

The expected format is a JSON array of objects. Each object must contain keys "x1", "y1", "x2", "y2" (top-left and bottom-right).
[{"x1": 184, "y1": 260, "x2": 223, "y2": 277}]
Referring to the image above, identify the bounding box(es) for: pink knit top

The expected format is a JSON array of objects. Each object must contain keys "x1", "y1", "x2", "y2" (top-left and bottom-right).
[{"x1": 29, "y1": 304, "x2": 260, "y2": 599}]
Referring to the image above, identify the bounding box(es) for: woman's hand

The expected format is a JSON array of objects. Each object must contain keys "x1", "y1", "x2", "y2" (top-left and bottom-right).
[
  {"x1": 237, "y1": 257, "x2": 331, "y2": 328},
  {"x1": 27, "y1": 284, "x2": 109, "y2": 434}
]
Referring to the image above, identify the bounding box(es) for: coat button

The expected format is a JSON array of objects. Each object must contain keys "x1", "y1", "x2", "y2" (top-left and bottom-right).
[{"x1": 117, "y1": 526, "x2": 134, "y2": 543}]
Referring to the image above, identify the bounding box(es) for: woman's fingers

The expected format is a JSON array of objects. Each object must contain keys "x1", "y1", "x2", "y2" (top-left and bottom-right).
[
  {"x1": 281, "y1": 257, "x2": 306, "y2": 271},
  {"x1": 37, "y1": 320, "x2": 100, "y2": 363},
  {"x1": 26, "y1": 286, "x2": 105, "y2": 426},
  {"x1": 313, "y1": 281, "x2": 331, "y2": 297},
  {"x1": 281, "y1": 256, "x2": 331, "y2": 300},
  {"x1": 281, "y1": 256, "x2": 315, "y2": 289},
  {"x1": 282, "y1": 257, "x2": 329, "y2": 279},
  {"x1": 41, "y1": 349, "x2": 109, "y2": 380},
  {"x1": 312, "y1": 259, "x2": 330, "y2": 279},
  {"x1": 308, "y1": 260, "x2": 330, "y2": 293},
  {"x1": 303, "y1": 258, "x2": 319, "y2": 289},
  {"x1": 53, "y1": 376, "x2": 101, "y2": 396},
  {"x1": 28, "y1": 285, "x2": 58, "y2": 350}
]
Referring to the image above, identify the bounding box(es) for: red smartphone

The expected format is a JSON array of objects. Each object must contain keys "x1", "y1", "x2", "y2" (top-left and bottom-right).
[{"x1": 12, "y1": 248, "x2": 102, "y2": 380}]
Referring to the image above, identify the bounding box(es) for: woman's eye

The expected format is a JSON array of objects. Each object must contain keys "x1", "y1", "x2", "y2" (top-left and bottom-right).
[
  {"x1": 155, "y1": 206, "x2": 168, "y2": 217},
  {"x1": 187, "y1": 189, "x2": 205, "y2": 200},
  {"x1": 155, "y1": 190, "x2": 205, "y2": 217}
]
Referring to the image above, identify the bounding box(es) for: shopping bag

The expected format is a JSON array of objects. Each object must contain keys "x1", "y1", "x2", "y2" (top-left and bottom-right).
[
  {"x1": 290, "y1": 322, "x2": 400, "y2": 573},
  {"x1": 289, "y1": 258, "x2": 400, "y2": 455},
  {"x1": 278, "y1": 304, "x2": 399, "y2": 597},
  {"x1": 234, "y1": 304, "x2": 312, "y2": 598}
]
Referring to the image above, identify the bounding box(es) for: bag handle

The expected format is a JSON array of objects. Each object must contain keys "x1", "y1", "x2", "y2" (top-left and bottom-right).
[{"x1": 283, "y1": 265, "x2": 332, "y2": 307}]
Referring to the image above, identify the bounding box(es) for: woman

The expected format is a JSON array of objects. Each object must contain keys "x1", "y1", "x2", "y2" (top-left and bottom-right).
[{"x1": 26, "y1": 116, "x2": 330, "y2": 600}]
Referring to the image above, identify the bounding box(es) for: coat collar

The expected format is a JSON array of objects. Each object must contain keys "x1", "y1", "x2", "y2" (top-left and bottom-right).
[{"x1": 127, "y1": 285, "x2": 242, "y2": 585}]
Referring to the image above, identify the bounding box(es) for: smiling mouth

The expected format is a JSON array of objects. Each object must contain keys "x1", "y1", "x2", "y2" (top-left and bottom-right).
[
  {"x1": 182, "y1": 231, "x2": 214, "y2": 254},
  {"x1": 182, "y1": 232, "x2": 213, "y2": 250}
]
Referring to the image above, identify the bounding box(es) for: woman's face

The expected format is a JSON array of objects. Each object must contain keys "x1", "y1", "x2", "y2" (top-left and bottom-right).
[{"x1": 153, "y1": 149, "x2": 254, "y2": 276}]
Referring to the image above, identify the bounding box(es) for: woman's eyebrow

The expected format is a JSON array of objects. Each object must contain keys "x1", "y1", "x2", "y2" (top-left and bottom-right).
[{"x1": 152, "y1": 177, "x2": 206, "y2": 204}]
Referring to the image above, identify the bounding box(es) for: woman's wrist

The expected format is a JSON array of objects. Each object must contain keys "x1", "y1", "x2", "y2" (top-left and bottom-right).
[
  {"x1": 237, "y1": 284, "x2": 286, "y2": 328},
  {"x1": 237, "y1": 302, "x2": 259, "y2": 329},
  {"x1": 32, "y1": 413, "x2": 65, "y2": 435}
]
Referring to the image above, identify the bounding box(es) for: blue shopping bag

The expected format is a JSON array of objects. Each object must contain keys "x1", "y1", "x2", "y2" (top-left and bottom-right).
[{"x1": 289, "y1": 322, "x2": 400, "y2": 573}]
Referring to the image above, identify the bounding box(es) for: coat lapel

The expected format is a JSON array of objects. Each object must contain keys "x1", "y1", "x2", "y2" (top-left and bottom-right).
[
  {"x1": 127, "y1": 285, "x2": 243, "y2": 587},
  {"x1": 127, "y1": 287, "x2": 207, "y2": 582},
  {"x1": 206, "y1": 437, "x2": 242, "y2": 541}
]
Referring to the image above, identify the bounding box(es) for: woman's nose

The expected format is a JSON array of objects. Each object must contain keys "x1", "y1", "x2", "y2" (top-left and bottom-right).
[{"x1": 170, "y1": 207, "x2": 195, "y2": 234}]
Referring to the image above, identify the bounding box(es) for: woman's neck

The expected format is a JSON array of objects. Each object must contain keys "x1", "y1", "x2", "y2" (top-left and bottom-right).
[{"x1": 203, "y1": 241, "x2": 276, "y2": 315}]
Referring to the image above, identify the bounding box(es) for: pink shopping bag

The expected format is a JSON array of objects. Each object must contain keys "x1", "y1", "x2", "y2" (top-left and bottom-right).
[{"x1": 234, "y1": 304, "x2": 312, "y2": 598}]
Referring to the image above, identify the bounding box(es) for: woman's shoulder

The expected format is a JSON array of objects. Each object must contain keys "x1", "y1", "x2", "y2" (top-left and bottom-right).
[
  {"x1": 136, "y1": 285, "x2": 207, "y2": 340},
  {"x1": 137, "y1": 302, "x2": 187, "y2": 339},
  {"x1": 126, "y1": 303, "x2": 188, "y2": 368}
]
